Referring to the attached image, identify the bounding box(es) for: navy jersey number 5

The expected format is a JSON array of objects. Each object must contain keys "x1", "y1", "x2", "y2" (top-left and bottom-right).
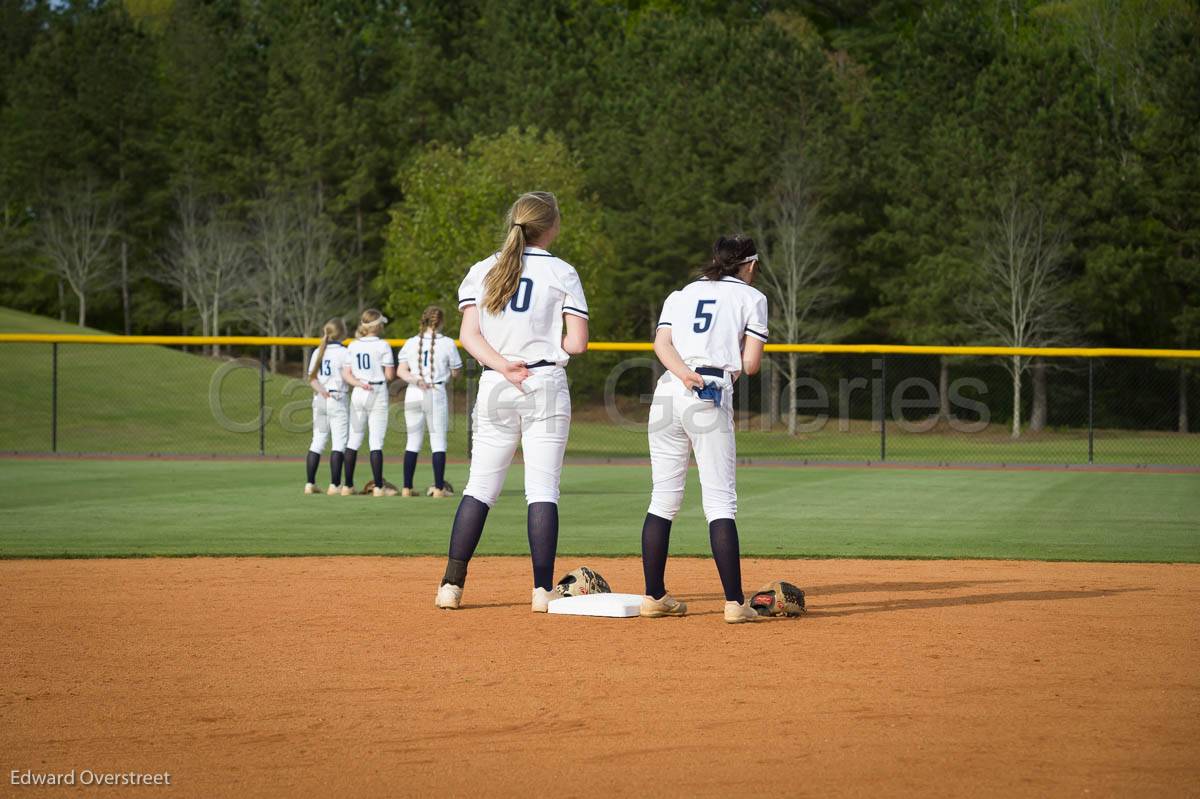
[{"x1": 694, "y1": 299, "x2": 716, "y2": 333}]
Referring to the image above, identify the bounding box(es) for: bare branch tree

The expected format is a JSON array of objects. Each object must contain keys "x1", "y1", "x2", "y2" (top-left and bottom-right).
[
  {"x1": 969, "y1": 190, "x2": 1074, "y2": 438},
  {"x1": 752, "y1": 150, "x2": 844, "y2": 435},
  {"x1": 36, "y1": 178, "x2": 118, "y2": 327},
  {"x1": 159, "y1": 188, "x2": 248, "y2": 356}
]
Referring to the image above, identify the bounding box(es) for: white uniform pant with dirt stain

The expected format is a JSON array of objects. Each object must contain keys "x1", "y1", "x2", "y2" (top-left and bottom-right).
[
  {"x1": 348, "y1": 385, "x2": 389, "y2": 451},
  {"x1": 404, "y1": 384, "x2": 449, "y2": 453},
  {"x1": 310, "y1": 391, "x2": 349, "y2": 453},
  {"x1": 647, "y1": 372, "x2": 737, "y2": 523},
  {"x1": 463, "y1": 367, "x2": 571, "y2": 507}
]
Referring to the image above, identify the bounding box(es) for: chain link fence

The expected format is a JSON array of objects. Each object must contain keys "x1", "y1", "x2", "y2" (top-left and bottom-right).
[{"x1": 1, "y1": 340, "x2": 1197, "y2": 467}]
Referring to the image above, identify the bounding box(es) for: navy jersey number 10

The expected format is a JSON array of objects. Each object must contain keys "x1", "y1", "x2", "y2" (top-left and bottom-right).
[
  {"x1": 356, "y1": 353, "x2": 371, "y2": 370},
  {"x1": 694, "y1": 299, "x2": 716, "y2": 333}
]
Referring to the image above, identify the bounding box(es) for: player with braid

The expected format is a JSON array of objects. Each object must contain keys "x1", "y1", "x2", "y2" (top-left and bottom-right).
[
  {"x1": 396, "y1": 306, "x2": 463, "y2": 497},
  {"x1": 638, "y1": 234, "x2": 769, "y2": 624},
  {"x1": 435, "y1": 191, "x2": 590, "y2": 613},
  {"x1": 304, "y1": 317, "x2": 350, "y2": 495}
]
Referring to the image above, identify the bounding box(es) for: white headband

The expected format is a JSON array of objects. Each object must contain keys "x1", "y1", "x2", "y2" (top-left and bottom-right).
[{"x1": 735, "y1": 254, "x2": 759, "y2": 265}]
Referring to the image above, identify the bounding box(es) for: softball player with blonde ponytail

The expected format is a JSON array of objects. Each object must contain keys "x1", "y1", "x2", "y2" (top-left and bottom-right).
[
  {"x1": 304, "y1": 318, "x2": 351, "y2": 495},
  {"x1": 435, "y1": 191, "x2": 589, "y2": 613},
  {"x1": 341, "y1": 309, "x2": 396, "y2": 497},
  {"x1": 638, "y1": 234, "x2": 769, "y2": 624},
  {"x1": 397, "y1": 306, "x2": 463, "y2": 497}
]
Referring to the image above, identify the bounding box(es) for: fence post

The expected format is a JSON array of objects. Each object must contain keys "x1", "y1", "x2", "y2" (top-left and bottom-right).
[
  {"x1": 879, "y1": 355, "x2": 887, "y2": 462},
  {"x1": 259, "y1": 347, "x2": 267, "y2": 457},
  {"x1": 1087, "y1": 359, "x2": 1094, "y2": 464},
  {"x1": 51, "y1": 343, "x2": 58, "y2": 453}
]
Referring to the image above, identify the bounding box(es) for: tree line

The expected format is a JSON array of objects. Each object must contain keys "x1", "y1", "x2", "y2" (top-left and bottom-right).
[{"x1": 0, "y1": 0, "x2": 1196, "y2": 434}]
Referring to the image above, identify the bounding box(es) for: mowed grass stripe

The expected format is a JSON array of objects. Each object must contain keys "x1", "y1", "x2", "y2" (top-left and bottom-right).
[{"x1": 0, "y1": 459, "x2": 1195, "y2": 562}]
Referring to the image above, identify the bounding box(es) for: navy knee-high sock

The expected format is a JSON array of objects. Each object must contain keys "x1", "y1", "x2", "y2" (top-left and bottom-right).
[
  {"x1": 527, "y1": 502, "x2": 559, "y2": 591},
  {"x1": 305, "y1": 451, "x2": 320, "y2": 484},
  {"x1": 403, "y1": 450, "x2": 418, "y2": 489},
  {"x1": 432, "y1": 452, "x2": 447, "y2": 489},
  {"x1": 370, "y1": 449, "x2": 384, "y2": 487},
  {"x1": 709, "y1": 518, "x2": 744, "y2": 603},
  {"x1": 329, "y1": 451, "x2": 344, "y2": 486},
  {"x1": 442, "y1": 496, "x2": 490, "y2": 587},
  {"x1": 641, "y1": 513, "x2": 673, "y2": 599},
  {"x1": 344, "y1": 449, "x2": 358, "y2": 487}
]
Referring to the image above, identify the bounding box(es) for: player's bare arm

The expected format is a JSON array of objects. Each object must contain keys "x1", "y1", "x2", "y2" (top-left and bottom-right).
[
  {"x1": 652, "y1": 326, "x2": 704, "y2": 391},
  {"x1": 459, "y1": 305, "x2": 531, "y2": 387},
  {"x1": 309, "y1": 376, "x2": 331, "y2": 399},
  {"x1": 740, "y1": 336, "x2": 764, "y2": 376},
  {"x1": 562, "y1": 313, "x2": 588, "y2": 355},
  {"x1": 341, "y1": 363, "x2": 372, "y2": 392}
]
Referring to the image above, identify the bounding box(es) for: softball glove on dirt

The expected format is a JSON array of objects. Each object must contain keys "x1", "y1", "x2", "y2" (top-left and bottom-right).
[
  {"x1": 749, "y1": 581, "x2": 806, "y2": 616},
  {"x1": 553, "y1": 566, "x2": 612, "y2": 598}
]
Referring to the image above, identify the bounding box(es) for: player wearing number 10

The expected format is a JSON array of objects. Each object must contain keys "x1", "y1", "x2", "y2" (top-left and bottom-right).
[
  {"x1": 435, "y1": 191, "x2": 590, "y2": 613},
  {"x1": 639, "y1": 234, "x2": 770, "y2": 624},
  {"x1": 341, "y1": 309, "x2": 397, "y2": 496}
]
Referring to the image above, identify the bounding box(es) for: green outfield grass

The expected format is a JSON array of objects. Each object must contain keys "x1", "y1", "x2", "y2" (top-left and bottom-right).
[
  {"x1": 2, "y1": 306, "x2": 1197, "y2": 464},
  {"x1": 0, "y1": 459, "x2": 1196, "y2": 561}
]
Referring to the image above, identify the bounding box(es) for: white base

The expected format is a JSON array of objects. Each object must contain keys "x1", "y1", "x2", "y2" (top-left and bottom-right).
[{"x1": 547, "y1": 592, "x2": 643, "y2": 618}]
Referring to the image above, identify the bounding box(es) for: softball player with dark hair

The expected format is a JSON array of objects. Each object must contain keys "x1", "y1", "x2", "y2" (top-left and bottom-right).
[
  {"x1": 435, "y1": 191, "x2": 589, "y2": 613},
  {"x1": 639, "y1": 234, "x2": 769, "y2": 624},
  {"x1": 341, "y1": 309, "x2": 396, "y2": 496},
  {"x1": 397, "y1": 306, "x2": 463, "y2": 497},
  {"x1": 304, "y1": 317, "x2": 350, "y2": 495}
]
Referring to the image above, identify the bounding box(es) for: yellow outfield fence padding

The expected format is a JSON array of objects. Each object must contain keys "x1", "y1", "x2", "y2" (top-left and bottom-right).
[{"x1": 0, "y1": 333, "x2": 1199, "y2": 360}]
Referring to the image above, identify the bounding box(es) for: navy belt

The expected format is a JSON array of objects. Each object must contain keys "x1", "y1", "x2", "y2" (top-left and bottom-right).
[
  {"x1": 368, "y1": 380, "x2": 385, "y2": 385},
  {"x1": 483, "y1": 360, "x2": 556, "y2": 372},
  {"x1": 696, "y1": 367, "x2": 726, "y2": 378}
]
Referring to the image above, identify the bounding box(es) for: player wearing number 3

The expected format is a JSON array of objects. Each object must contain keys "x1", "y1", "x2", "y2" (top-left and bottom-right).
[
  {"x1": 304, "y1": 317, "x2": 350, "y2": 495},
  {"x1": 435, "y1": 191, "x2": 589, "y2": 613},
  {"x1": 396, "y1": 306, "x2": 463, "y2": 497},
  {"x1": 638, "y1": 234, "x2": 769, "y2": 624},
  {"x1": 341, "y1": 309, "x2": 397, "y2": 496}
]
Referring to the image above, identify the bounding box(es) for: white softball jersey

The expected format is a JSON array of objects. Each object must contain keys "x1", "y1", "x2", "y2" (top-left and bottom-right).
[
  {"x1": 398, "y1": 333, "x2": 463, "y2": 385},
  {"x1": 307, "y1": 342, "x2": 350, "y2": 394},
  {"x1": 346, "y1": 336, "x2": 395, "y2": 384},
  {"x1": 346, "y1": 336, "x2": 394, "y2": 451},
  {"x1": 647, "y1": 276, "x2": 770, "y2": 523},
  {"x1": 655, "y1": 276, "x2": 769, "y2": 375},
  {"x1": 307, "y1": 343, "x2": 350, "y2": 454},
  {"x1": 456, "y1": 246, "x2": 587, "y2": 507},
  {"x1": 399, "y1": 334, "x2": 462, "y2": 454},
  {"x1": 457, "y1": 246, "x2": 589, "y2": 366}
]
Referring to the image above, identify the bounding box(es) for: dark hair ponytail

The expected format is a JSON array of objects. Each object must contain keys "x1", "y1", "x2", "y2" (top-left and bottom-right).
[{"x1": 698, "y1": 234, "x2": 757, "y2": 280}]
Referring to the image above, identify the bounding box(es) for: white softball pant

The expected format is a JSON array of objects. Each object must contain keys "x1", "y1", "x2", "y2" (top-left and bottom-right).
[
  {"x1": 309, "y1": 391, "x2": 349, "y2": 453},
  {"x1": 404, "y1": 384, "x2": 449, "y2": 453},
  {"x1": 463, "y1": 367, "x2": 571, "y2": 507},
  {"x1": 348, "y1": 385, "x2": 389, "y2": 451},
  {"x1": 647, "y1": 371, "x2": 737, "y2": 523}
]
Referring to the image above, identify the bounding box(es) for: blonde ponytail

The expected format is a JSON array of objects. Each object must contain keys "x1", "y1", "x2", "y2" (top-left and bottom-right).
[
  {"x1": 356, "y1": 308, "x2": 386, "y2": 339},
  {"x1": 481, "y1": 191, "x2": 559, "y2": 315},
  {"x1": 308, "y1": 317, "x2": 348, "y2": 382},
  {"x1": 417, "y1": 306, "x2": 444, "y2": 385}
]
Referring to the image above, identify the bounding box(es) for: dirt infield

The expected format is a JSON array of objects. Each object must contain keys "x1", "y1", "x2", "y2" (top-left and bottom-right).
[{"x1": 2, "y1": 557, "x2": 1198, "y2": 797}]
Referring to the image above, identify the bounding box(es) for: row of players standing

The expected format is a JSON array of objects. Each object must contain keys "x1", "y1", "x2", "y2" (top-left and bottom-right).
[
  {"x1": 303, "y1": 306, "x2": 463, "y2": 497},
  {"x1": 311, "y1": 191, "x2": 771, "y2": 624}
]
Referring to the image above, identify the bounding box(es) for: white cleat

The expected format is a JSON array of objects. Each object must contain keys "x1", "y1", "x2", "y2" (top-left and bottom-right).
[
  {"x1": 724, "y1": 600, "x2": 759, "y2": 624},
  {"x1": 436, "y1": 583, "x2": 462, "y2": 610},
  {"x1": 531, "y1": 587, "x2": 556, "y2": 613},
  {"x1": 640, "y1": 593, "x2": 688, "y2": 617},
  {"x1": 372, "y1": 486, "x2": 385, "y2": 497},
  {"x1": 326, "y1": 484, "x2": 340, "y2": 496},
  {"x1": 340, "y1": 485, "x2": 355, "y2": 497},
  {"x1": 304, "y1": 483, "x2": 319, "y2": 495}
]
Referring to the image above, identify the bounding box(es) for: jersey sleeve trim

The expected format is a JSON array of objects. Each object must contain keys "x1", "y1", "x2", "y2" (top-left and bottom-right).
[
  {"x1": 744, "y1": 327, "x2": 769, "y2": 342},
  {"x1": 458, "y1": 297, "x2": 476, "y2": 310},
  {"x1": 563, "y1": 305, "x2": 589, "y2": 319},
  {"x1": 656, "y1": 321, "x2": 672, "y2": 328}
]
